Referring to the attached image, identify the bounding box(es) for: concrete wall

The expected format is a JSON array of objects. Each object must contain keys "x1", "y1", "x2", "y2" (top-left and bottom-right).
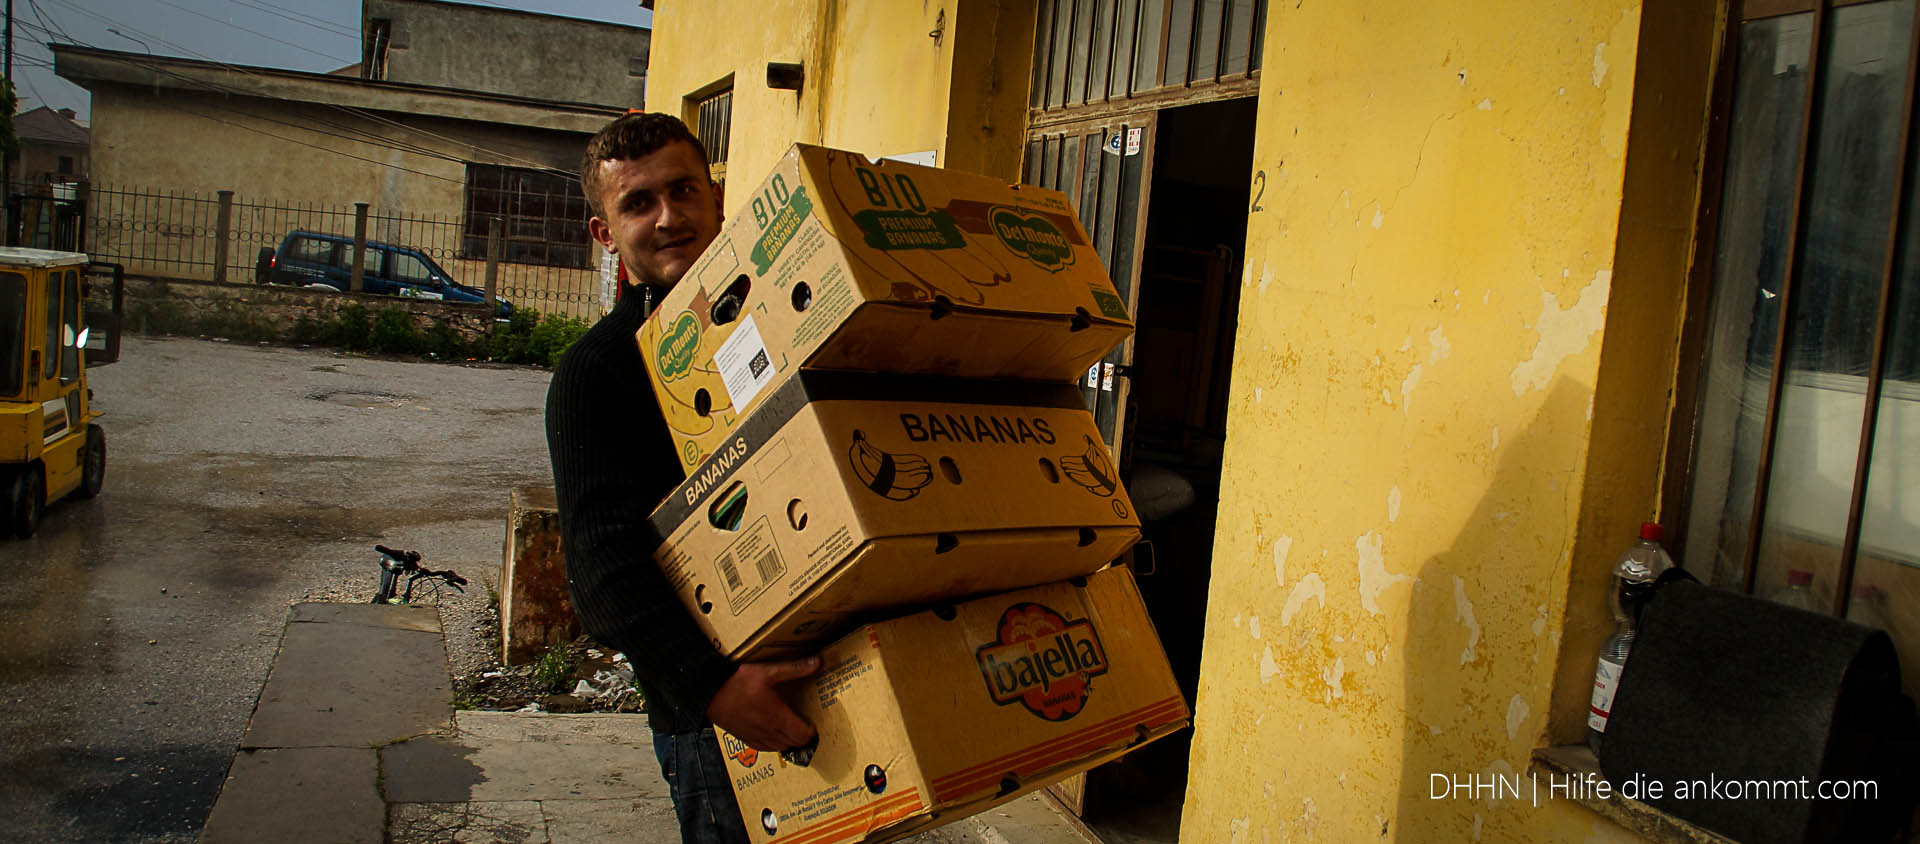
[
  {"x1": 122, "y1": 273, "x2": 499, "y2": 343},
  {"x1": 17, "y1": 140, "x2": 88, "y2": 185},
  {"x1": 648, "y1": 0, "x2": 1033, "y2": 216},
  {"x1": 1181, "y1": 0, "x2": 1719, "y2": 840},
  {"x1": 80, "y1": 84, "x2": 604, "y2": 316},
  {"x1": 366, "y1": 0, "x2": 649, "y2": 108}
]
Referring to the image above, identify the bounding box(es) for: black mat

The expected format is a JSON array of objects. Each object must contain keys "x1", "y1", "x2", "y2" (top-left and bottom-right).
[{"x1": 1601, "y1": 578, "x2": 1917, "y2": 843}]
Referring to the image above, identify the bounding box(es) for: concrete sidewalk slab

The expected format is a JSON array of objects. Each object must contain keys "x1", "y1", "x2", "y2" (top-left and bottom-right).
[
  {"x1": 199, "y1": 747, "x2": 383, "y2": 844},
  {"x1": 203, "y1": 603, "x2": 1104, "y2": 844},
  {"x1": 242, "y1": 603, "x2": 451, "y2": 750}
]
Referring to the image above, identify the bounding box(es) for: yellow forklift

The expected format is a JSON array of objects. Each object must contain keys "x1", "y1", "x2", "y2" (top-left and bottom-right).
[{"x1": 0, "y1": 248, "x2": 123, "y2": 538}]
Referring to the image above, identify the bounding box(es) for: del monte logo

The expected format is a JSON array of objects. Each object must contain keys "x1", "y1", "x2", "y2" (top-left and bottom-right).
[
  {"x1": 975, "y1": 602, "x2": 1108, "y2": 721},
  {"x1": 655, "y1": 311, "x2": 700, "y2": 381},
  {"x1": 990, "y1": 207, "x2": 1075, "y2": 273}
]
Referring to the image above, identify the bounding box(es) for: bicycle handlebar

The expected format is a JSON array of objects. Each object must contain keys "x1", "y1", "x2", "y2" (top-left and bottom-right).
[{"x1": 375, "y1": 544, "x2": 421, "y2": 565}]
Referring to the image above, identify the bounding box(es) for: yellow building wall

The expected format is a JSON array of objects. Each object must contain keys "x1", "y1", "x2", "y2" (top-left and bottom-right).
[
  {"x1": 648, "y1": 0, "x2": 1032, "y2": 217},
  {"x1": 1186, "y1": 0, "x2": 1718, "y2": 841}
]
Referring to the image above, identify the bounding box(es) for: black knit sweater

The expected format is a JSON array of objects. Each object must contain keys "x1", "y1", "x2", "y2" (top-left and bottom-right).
[{"x1": 545, "y1": 283, "x2": 737, "y2": 734}]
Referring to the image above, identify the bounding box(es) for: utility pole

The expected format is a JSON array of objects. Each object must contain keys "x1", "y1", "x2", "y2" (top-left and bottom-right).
[{"x1": 3, "y1": 0, "x2": 12, "y2": 245}]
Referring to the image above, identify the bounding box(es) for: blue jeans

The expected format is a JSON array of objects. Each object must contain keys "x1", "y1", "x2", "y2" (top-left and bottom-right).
[{"x1": 654, "y1": 726, "x2": 752, "y2": 844}]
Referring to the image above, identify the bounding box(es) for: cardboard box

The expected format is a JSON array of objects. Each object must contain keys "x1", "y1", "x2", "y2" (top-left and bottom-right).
[
  {"x1": 647, "y1": 372, "x2": 1140, "y2": 660},
  {"x1": 715, "y1": 566, "x2": 1189, "y2": 844},
  {"x1": 637, "y1": 143, "x2": 1135, "y2": 472}
]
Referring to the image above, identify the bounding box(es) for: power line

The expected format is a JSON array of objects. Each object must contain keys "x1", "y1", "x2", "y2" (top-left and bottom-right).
[
  {"x1": 172, "y1": 102, "x2": 466, "y2": 184},
  {"x1": 42, "y1": 0, "x2": 583, "y2": 178},
  {"x1": 146, "y1": 0, "x2": 356, "y2": 65},
  {"x1": 223, "y1": 0, "x2": 363, "y2": 41}
]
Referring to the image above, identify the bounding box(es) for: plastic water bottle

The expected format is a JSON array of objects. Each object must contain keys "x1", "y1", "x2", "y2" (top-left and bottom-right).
[
  {"x1": 1770, "y1": 569, "x2": 1815, "y2": 611},
  {"x1": 1588, "y1": 522, "x2": 1676, "y2": 753}
]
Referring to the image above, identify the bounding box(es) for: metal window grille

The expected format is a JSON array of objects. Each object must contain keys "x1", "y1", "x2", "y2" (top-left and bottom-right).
[
  {"x1": 460, "y1": 164, "x2": 593, "y2": 269},
  {"x1": 698, "y1": 89, "x2": 732, "y2": 166},
  {"x1": 1030, "y1": 0, "x2": 1266, "y2": 113},
  {"x1": 1672, "y1": 0, "x2": 1920, "y2": 627}
]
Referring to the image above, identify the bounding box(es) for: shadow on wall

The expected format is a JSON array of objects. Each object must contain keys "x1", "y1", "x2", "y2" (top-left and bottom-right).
[{"x1": 1395, "y1": 378, "x2": 1594, "y2": 842}]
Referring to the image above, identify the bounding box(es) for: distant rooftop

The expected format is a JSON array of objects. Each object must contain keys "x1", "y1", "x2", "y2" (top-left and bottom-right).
[{"x1": 14, "y1": 106, "x2": 89, "y2": 146}]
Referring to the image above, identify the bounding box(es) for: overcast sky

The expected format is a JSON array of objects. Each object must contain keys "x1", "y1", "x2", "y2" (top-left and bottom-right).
[{"x1": 8, "y1": 0, "x2": 653, "y2": 121}]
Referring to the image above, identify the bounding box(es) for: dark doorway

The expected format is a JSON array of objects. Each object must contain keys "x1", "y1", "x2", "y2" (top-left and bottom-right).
[{"x1": 1081, "y1": 95, "x2": 1257, "y2": 844}]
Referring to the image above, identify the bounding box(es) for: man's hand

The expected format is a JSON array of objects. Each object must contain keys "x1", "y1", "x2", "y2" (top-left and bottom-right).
[{"x1": 707, "y1": 656, "x2": 821, "y2": 752}]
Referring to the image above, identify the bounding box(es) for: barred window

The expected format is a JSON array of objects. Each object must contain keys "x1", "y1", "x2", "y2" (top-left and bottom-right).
[
  {"x1": 461, "y1": 164, "x2": 593, "y2": 269},
  {"x1": 696, "y1": 87, "x2": 732, "y2": 184}
]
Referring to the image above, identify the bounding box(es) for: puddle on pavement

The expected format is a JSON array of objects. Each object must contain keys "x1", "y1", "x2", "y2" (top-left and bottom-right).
[{"x1": 307, "y1": 388, "x2": 411, "y2": 409}]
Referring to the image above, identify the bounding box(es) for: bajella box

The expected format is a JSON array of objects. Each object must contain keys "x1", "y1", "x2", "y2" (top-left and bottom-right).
[
  {"x1": 636, "y1": 143, "x2": 1134, "y2": 474},
  {"x1": 716, "y1": 565, "x2": 1189, "y2": 844},
  {"x1": 645, "y1": 372, "x2": 1139, "y2": 660}
]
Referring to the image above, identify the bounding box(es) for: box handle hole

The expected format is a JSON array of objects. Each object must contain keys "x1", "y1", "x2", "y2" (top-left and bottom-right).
[
  {"x1": 1069, "y1": 307, "x2": 1092, "y2": 333},
  {"x1": 929, "y1": 295, "x2": 953, "y2": 321},
  {"x1": 792, "y1": 281, "x2": 812, "y2": 312},
  {"x1": 1038, "y1": 457, "x2": 1060, "y2": 483},
  {"x1": 694, "y1": 388, "x2": 713, "y2": 417},
  {"x1": 787, "y1": 498, "x2": 808, "y2": 530},
  {"x1": 938, "y1": 457, "x2": 961, "y2": 485},
  {"x1": 708, "y1": 481, "x2": 748, "y2": 530},
  {"x1": 711, "y1": 274, "x2": 751, "y2": 325},
  {"x1": 934, "y1": 533, "x2": 959, "y2": 554}
]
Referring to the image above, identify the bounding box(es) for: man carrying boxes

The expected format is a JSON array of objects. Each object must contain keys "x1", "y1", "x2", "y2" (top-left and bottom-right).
[
  {"x1": 547, "y1": 113, "x2": 814, "y2": 844},
  {"x1": 631, "y1": 142, "x2": 1191, "y2": 842},
  {"x1": 553, "y1": 112, "x2": 1186, "y2": 844}
]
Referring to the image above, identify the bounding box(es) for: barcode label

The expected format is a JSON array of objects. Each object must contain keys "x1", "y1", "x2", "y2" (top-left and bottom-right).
[
  {"x1": 755, "y1": 546, "x2": 785, "y2": 582},
  {"x1": 718, "y1": 553, "x2": 744, "y2": 590}
]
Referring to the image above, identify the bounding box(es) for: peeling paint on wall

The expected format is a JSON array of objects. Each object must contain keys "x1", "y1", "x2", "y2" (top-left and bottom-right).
[
  {"x1": 1387, "y1": 487, "x2": 1402, "y2": 522},
  {"x1": 1323, "y1": 657, "x2": 1347, "y2": 699},
  {"x1": 1430, "y1": 325, "x2": 1452, "y2": 361},
  {"x1": 1274, "y1": 535, "x2": 1293, "y2": 585},
  {"x1": 1250, "y1": 615, "x2": 1263, "y2": 639},
  {"x1": 1477, "y1": 98, "x2": 1493, "y2": 110},
  {"x1": 1356, "y1": 531, "x2": 1408, "y2": 615},
  {"x1": 1400, "y1": 364, "x2": 1423, "y2": 412},
  {"x1": 1509, "y1": 270, "x2": 1610, "y2": 395},
  {"x1": 1506, "y1": 694, "x2": 1530, "y2": 740},
  {"x1": 1592, "y1": 42, "x2": 1610, "y2": 86},
  {"x1": 1260, "y1": 646, "x2": 1282, "y2": 684},
  {"x1": 1491, "y1": 426, "x2": 1502, "y2": 451},
  {"x1": 1455, "y1": 576, "x2": 1481, "y2": 664},
  {"x1": 1282, "y1": 574, "x2": 1328, "y2": 625}
]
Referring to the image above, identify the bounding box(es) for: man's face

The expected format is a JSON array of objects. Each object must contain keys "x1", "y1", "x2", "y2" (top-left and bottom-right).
[{"x1": 587, "y1": 139, "x2": 723, "y2": 289}]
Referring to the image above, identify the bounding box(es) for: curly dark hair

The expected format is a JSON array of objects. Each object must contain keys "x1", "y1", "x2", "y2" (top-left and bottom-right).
[{"x1": 579, "y1": 112, "x2": 713, "y2": 217}]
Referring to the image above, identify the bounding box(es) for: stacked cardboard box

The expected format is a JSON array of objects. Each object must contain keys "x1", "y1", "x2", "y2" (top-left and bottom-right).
[{"x1": 637, "y1": 144, "x2": 1187, "y2": 842}]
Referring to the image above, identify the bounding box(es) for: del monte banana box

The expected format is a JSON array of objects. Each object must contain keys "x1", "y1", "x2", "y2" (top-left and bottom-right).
[
  {"x1": 645, "y1": 371, "x2": 1139, "y2": 660},
  {"x1": 638, "y1": 143, "x2": 1135, "y2": 474},
  {"x1": 715, "y1": 566, "x2": 1189, "y2": 844}
]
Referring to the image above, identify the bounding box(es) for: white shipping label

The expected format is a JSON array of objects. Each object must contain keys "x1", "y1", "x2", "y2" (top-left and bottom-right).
[
  {"x1": 715, "y1": 314, "x2": 776, "y2": 412},
  {"x1": 1588, "y1": 657, "x2": 1623, "y2": 732}
]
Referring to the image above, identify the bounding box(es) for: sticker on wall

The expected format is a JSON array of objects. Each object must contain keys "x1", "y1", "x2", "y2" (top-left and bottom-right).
[{"x1": 1126, "y1": 127, "x2": 1143, "y2": 156}]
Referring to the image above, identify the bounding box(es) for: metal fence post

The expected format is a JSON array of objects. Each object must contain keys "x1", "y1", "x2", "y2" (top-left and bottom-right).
[
  {"x1": 485, "y1": 215, "x2": 503, "y2": 307},
  {"x1": 213, "y1": 190, "x2": 234, "y2": 283},
  {"x1": 351, "y1": 202, "x2": 370, "y2": 293}
]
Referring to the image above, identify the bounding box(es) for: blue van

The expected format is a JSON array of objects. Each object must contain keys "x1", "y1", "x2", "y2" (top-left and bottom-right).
[{"x1": 258, "y1": 230, "x2": 512, "y2": 317}]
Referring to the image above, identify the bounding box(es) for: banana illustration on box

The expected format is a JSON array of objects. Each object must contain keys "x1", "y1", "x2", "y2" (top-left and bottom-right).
[
  {"x1": 1059, "y1": 435, "x2": 1118, "y2": 497},
  {"x1": 848, "y1": 430, "x2": 933, "y2": 501}
]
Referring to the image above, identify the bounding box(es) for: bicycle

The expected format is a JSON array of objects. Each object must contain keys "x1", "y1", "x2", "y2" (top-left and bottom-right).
[{"x1": 370, "y1": 544, "x2": 468, "y2": 604}]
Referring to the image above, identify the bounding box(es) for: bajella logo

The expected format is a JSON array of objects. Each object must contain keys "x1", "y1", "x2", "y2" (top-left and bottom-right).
[
  {"x1": 975, "y1": 603, "x2": 1108, "y2": 721},
  {"x1": 721, "y1": 732, "x2": 759, "y2": 768},
  {"x1": 655, "y1": 311, "x2": 700, "y2": 381}
]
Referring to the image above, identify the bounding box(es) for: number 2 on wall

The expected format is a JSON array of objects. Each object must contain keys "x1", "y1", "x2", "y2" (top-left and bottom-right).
[{"x1": 1250, "y1": 170, "x2": 1266, "y2": 213}]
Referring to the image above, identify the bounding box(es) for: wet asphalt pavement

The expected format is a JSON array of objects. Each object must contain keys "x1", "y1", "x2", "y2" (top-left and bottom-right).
[{"x1": 0, "y1": 335, "x2": 555, "y2": 843}]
